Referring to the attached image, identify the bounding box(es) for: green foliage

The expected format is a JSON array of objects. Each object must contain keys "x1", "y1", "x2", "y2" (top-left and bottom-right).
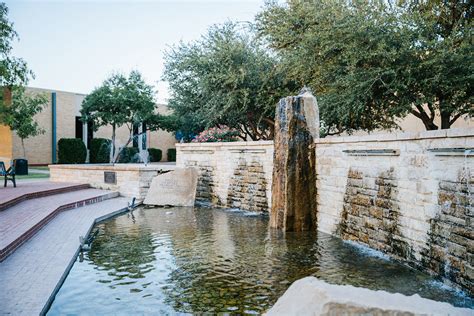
[
  {"x1": 81, "y1": 71, "x2": 159, "y2": 162},
  {"x1": 0, "y1": 87, "x2": 47, "y2": 157},
  {"x1": 0, "y1": 3, "x2": 33, "y2": 88},
  {"x1": 89, "y1": 138, "x2": 111, "y2": 163},
  {"x1": 57, "y1": 138, "x2": 87, "y2": 164},
  {"x1": 163, "y1": 22, "x2": 298, "y2": 141},
  {"x1": 147, "y1": 148, "x2": 162, "y2": 162},
  {"x1": 257, "y1": 0, "x2": 473, "y2": 133},
  {"x1": 117, "y1": 147, "x2": 140, "y2": 163},
  {"x1": 167, "y1": 148, "x2": 176, "y2": 162}
]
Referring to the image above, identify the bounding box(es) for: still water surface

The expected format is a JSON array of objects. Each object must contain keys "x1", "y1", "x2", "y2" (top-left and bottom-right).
[{"x1": 48, "y1": 207, "x2": 473, "y2": 314}]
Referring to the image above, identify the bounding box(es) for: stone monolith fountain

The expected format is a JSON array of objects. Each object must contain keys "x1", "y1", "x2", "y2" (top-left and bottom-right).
[{"x1": 270, "y1": 88, "x2": 319, "y2": 231}]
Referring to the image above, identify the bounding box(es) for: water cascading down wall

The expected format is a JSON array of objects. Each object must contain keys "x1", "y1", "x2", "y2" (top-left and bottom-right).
[
  {"x1": 176, "y1": 103, "x2": 473, "y2": 294},
  {"x1": 270, "y1": 89, "x2": 319, "y2": 231}
]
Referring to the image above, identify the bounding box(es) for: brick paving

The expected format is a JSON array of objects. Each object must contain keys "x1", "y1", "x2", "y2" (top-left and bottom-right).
[
  {"x1": 0, "y1": 189, "x2": 119, "y2": 261},
  {"x1": 0, "y1": 181, "x2": 89, "y2": 211},
  {"x1": 0, "y1": 197, "x2": 129, "y2": 315}
]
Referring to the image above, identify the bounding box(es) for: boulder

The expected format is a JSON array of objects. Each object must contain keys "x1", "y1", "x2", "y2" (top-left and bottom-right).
[
  {"x1": 144, "y1": 167, "x2": 198, "y2": 207},
  {"x1": 266, "y1": 277, "x2": 471, "y2": 316}
]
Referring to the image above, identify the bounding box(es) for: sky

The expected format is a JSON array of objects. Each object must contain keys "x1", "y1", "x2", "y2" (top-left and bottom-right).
[{"x1": 6, "y1": 0, "x2": 265, "y2": 103}]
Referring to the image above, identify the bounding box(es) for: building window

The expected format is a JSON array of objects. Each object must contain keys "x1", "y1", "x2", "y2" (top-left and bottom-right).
[
  {"x1": 75, "y1": 117, "x2": 83, "y2": 140},
  {"x1": 75, "y1": 116, "x2": 93, "y2": 148},
  {"x1": 132, "y1": 122, "x2": 147, "y2": 150}
]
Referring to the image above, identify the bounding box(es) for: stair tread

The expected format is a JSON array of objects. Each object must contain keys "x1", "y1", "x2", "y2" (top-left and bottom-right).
[
  {"x1": 0, "y1": 196, "x2": 129, "y2": 315},
  {"x1": 0, "y1": 181, "x2": 89, "y2": 211},
  {"x1": 0, "y1": 188, "x2": 117, "y2": 252}
]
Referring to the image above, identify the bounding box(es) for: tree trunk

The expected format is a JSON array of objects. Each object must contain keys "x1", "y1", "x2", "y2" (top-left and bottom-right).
[
  {"x1": 110, "y1": 124, "x2": 116, "y2": 164},
  {"x1": 21, "y1": 138, "x2": 26, "y2": 158},
  {"x1": 440, "y1": 111, "x2": 452, "y2": 129},
  {"x1": 411, "y1": 109, "x2": 438, "y2": 130},
  {"x1": 422, "y1": 119, "x2": 439, "y2": 131}
]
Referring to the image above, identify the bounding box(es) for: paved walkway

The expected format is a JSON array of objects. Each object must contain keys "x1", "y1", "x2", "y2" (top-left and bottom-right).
[
  {"x1": 0, "y1": 189, "x2": 118, "y2": 260},
  {"x1": 0, "y1": 197, "x2": 129, "y2": 315}
]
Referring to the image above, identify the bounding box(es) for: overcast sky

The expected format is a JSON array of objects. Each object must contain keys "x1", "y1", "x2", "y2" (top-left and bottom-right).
[{"x1": 6, "y1": 0, "x2": 265, "y2": 103}]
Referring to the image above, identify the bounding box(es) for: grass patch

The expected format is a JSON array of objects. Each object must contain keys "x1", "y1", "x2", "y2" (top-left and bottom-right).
[
  {"x1": 30, "y1": 166, "x2": 49, "y2": 171},
  {"x1": 16, "y1": 173, "x2": 50, "y2": 180}
]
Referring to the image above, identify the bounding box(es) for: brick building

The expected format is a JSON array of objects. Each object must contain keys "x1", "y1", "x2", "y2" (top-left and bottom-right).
[{"x1": 0, "y1": 87, "x2": 177, "y2": 166}]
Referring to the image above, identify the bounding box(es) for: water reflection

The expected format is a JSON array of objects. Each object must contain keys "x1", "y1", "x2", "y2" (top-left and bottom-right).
[{"x1": 48, "y1": 207, "x2": 473, "y2": 315}]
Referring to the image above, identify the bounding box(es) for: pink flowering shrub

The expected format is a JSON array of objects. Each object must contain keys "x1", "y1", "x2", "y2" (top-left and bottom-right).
[{"x1": 192, "y1": 126, "x2": 240, "y2": 143}]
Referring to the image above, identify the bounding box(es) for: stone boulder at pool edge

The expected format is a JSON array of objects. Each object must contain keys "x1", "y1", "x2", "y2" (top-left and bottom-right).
[
  {"x1": 144, "y1": 167, "x2": 198, "y2": 207},
  {"x1": 265, "y1": 277, "x2": 471, "y2": 316}
]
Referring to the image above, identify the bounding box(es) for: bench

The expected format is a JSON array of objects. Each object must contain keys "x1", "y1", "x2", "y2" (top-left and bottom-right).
[{"x1": 0, "y1": 161, "x2": 16, "y2": 188}]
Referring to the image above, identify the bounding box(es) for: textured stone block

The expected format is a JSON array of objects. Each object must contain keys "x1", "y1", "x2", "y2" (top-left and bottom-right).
[{"x1": 143, "y1": 168, "x2": 198, "y2": 207}]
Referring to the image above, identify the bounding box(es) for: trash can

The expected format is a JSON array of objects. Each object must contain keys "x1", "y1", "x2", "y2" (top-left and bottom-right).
[{"x1": 14, "y1": 159, "x2": 28, "y2": 175}]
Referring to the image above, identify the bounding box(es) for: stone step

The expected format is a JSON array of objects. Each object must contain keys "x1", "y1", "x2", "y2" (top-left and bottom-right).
[
  {"x1": 0, "y1": 182, "x2": 90, "y2": 212},
  {"x1": 0, "y1": 196, "x2": 130, "y2": 315},
  {"x1": 0, "y1": 188, "x2": 119, "y2": 262}
]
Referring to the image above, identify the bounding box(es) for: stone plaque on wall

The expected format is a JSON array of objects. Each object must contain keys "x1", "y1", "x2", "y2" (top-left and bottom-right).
[
  {"x1": 104, "y1": 171, "x2": 116, "y2": 184},
  {"x1": 144, "y1": 167, "x2": 198, "y2": 207}
]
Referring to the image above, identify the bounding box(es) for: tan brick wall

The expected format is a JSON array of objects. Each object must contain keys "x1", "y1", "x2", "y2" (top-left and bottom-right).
[
  {"x1": 10, "y1": 89, "x2": 175, "y2": 164},
  {"x1": 12, "y1": 88, "x2": 54, "y2": 164},
  {"x1": 0, "y1": 125, "x2": 13, "y2": 168}
]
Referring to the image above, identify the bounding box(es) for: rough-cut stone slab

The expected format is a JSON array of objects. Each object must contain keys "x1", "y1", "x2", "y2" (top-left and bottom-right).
[
  {"x1": 144, "y1": 167, "x2": 198, "y2": 207},
  {"x1": 266, "y1": 277, "x2": 471, "y2": 316},
  {"x1": 270, "y1": 90, "x2": 318, "y2": 231}
]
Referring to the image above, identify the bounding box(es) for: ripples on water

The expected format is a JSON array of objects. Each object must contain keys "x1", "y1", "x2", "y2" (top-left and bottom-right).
[{"x1": 48, "y1": 207, "x2": 473, "y2": 314}]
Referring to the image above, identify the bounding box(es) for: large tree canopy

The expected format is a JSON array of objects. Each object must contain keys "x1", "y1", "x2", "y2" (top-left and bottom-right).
[
  {"x1": 163, "y1": 22, "x2": 298, "y2": 141},
  {"x1": 257, "y1": 0, "x2": 473, "y2": 134},
  {"x1": 81, "y1": 71, "x2": 159, "y2": 162}
]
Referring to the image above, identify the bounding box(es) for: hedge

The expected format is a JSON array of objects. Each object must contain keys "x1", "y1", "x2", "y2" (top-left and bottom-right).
[
  {"x1": 167, "y1": 148, "x2": 176, "y2": 162},
  {"x1": 117, "y1": 147, "x2": 140, "y2": 163},
  {"x1": 148, "y1": 148, "x2": 162, "y2": 162},
  {"x1": 57, "y1": 138, "x2": 87, "y2": 164},
  {"x1": 90, "y1": 138, "x2": 111, "y2": 163}
]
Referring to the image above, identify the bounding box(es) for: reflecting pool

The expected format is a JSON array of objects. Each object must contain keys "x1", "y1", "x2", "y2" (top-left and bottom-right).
[{"x1": 48, "y1": 207, "x2": 473, "y2": 314}]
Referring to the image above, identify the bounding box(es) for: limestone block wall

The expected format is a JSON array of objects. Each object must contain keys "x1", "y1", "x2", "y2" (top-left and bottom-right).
[
  {"x1": 176, "y1": 128, "x2": 473, "y2": 293},
  {"x1": 316, "y1": 128, "x2": 473, "y2": 294},
  {"x1": 49, "y1": 164, "x2": 175, "y2": 200},
  {"x1": 176, "y1": 141, "x2": 273, "y2": 212}
]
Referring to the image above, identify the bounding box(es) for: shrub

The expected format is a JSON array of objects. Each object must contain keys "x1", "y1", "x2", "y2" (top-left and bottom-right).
[
  {"x1": 57, "y1": 138, "x2": 87, "y2": 164},
  {"x1": 191, "y1": 126, "x2": 239, "y2": 143},
  {"x1": 89, "y1": 138, "x2": 111, "y2": 163},
  {"x1": 167, "y1": 148, "x2": 176, "y2": 162},
  {"x1": 117, "y1": 147, "x2": 140, "y2": 163},
  {"x1": 148, "y1": 148, "x2": 162, "y2": 162}
]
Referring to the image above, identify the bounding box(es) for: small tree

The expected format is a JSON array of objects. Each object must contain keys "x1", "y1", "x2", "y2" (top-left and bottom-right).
[
  {"x1": 81, "y1": 71, "x2": 159, "y2": 163},
  {"x1": 0, "y1": 87, "x2": 47, "y2": 157}
]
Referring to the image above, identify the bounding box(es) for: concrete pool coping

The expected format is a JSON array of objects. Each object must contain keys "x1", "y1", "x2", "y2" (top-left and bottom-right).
[{"x1": 39, "y1": 203, "x2": 133, "y2": 315}]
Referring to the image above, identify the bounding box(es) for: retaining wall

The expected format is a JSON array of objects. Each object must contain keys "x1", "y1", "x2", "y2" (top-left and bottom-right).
[
  {"x1": 176, "y1": 141, "x2": 273, "y2": 212},
  {"x1": 176, "y1": 128, "x2": 473, "y2": 294},
  {"x1": 49, "y1": 164, "x2": 175, "y2": 200}
]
